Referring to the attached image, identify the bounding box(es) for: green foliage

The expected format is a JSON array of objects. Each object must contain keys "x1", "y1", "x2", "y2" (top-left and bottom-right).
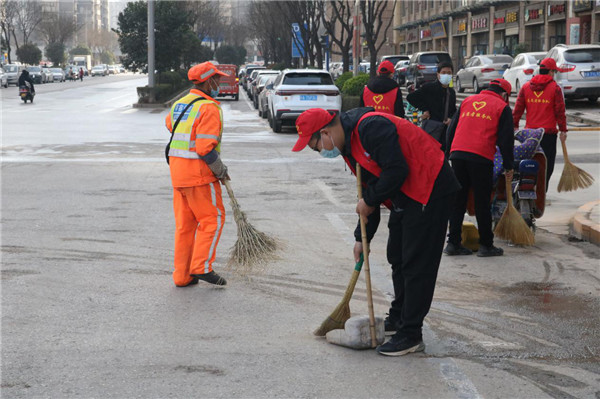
[
  {"x1": 341, "y1": 95, "x2": 361, "y2": 112},
  {"x1": 45, "y1": 42, "x2": 66, "y2": 66},
  {"x1": 158, "y1": 70, "x2": 182, "y2": 87},
  {"x1": 70, "y1": 45, "x2": 91, "y2": 56},
  {"x1": 215, "y1": 45, "x2": 246, "y2": 66},
  {"x1": 513, "y1": 43, "x2": 530, "y2": 56},
  {"x1": 137, "y1": 83, "x2": 187, "y2": 103},
  {"x1": 270, "y1": 63, "x2": 286, "y2": 71},
  {"x1": 335, "y1": 71, "x2": 354, "y2": 91},
  {"x1": 100, "y1": 51, "x2": 116, "y2": 64},
  {"x1": 115, "y1": 1, "x2": 147, "y2": 72},
  {"x1": 180, "y1": 32, "x2": 212, "y2": 69},
  {"x1": 341, "y1": 74, "x2": 369, "y2": 96},
  {"x1": 16, "y1": 43, "x2": 42, "y2": 65}
]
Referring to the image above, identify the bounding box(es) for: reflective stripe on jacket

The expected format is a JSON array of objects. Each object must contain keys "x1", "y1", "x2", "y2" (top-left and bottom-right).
[
  {"x1": 362, "y1": 86, "x2": 397, "y2": 115},
  {"x1": 450, "y1": 91, "x2": 506, "y2": 161},
  {"x1": 165, "y1": 89, "x2": 223, "y2": 187},
  {"x1": 346, "y1": 112, "x2": 444, "y2": 205}
]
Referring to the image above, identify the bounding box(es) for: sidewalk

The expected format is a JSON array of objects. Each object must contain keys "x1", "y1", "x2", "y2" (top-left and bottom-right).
[{"x1": 571, "y1": 200, "x2": 600, "y2": 245}]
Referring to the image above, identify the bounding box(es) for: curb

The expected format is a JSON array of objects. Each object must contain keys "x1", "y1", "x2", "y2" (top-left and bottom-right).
[
  {"x1": 570, "y1": 200, "x2": 600, "y2": 246},
  {"x1": 132, "y1": 87, "x2": 191, "y2": 109},
  {"x1": 566, "y1": 112, "x2": 599, "y2": 126}
]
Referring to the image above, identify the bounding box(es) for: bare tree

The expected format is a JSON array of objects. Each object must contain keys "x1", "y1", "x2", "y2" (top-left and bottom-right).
[
  {"x1": 247, "y1": 0, "x2": 291, "y2": 66},
  {"x1": 13, "y1": 0, "x2": 43, "y2": 46},
  {"x1": 360, "y1": 0, "x2": 397, "y2": 77},
  {"x1": 275, "y1": 1, "x2": 324, "y2": 68},
  {"x1": 38, "y1": 12, "x2": 82, "y2": 46},
  {"x1": 0, "y1": 0, "x2": 18, "y2": 62},
  {"x1": 185, "y1": 0, "x2": 224, "y2": 50},
  {"x1": 319, "y1": 0, "x2": 354, "y2": 73}
]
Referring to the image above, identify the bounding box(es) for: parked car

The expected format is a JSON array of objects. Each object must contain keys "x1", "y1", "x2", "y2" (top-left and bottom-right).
[
  {"x1": 107, "y1": 65, "x2": 117, "y2": 74},
  {"x1": 253, "y1": 73, "x2": 280, "y2": 109},
  {"x1": 214, "y1": 64, "x2": 239, "y2": 100},
  {"x1": 42, "y1": 67, "x2": 54, "y2": 83},
  {"x1": 4, "y1": 64, "x2": 26, "y2": 86},
  {"x1": 406, "y1": 51, "x2": 452, "y2": 89},
  {"x1": 50, "y1": 67, "x2": 66, "y2": 82},
  {"x1": 26, "y1": 66, "x2": 45, "y2": 84},
  {"x1": 251, "y1": 70, "x2": 280, "y2": 106},
  {"x1": 394, "y1": 59, "x2": 411, "y2": 85},
  {"x1": 258, "y1": 76, "x2": 277, "y2": 119},
  {"x1": 268, "y1": 69, "x2": 341, "y2": 133},
  {"x1": 244, "y1": 66, "x2": 266, "y2": 92},
  {"x1": 0, "y1": 67, "x2": 8, "y2": 88},
  {"x1": 64, "y1": 65, "x2": 79, "y2": 80},
  {"x1": 91, "y1": 65, "x2": 107, "y2": 77},
  {"x1": 380, "y1": 54, "x2": 410, "y2": 69},
  {"x1": 502, "y1": 52, "x2": 546, "y2": 93},
  {"x1": 537, "y1": 44, "x2": 600, "y2": 103},
  {"x1": 455, "y1": 54, "x2": 513, "y2": 93}
]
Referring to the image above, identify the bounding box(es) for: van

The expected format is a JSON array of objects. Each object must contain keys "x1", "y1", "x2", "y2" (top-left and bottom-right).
[
  {"x1": 215, "y1": 64, "x2": 239, "y2": 101},
  {"x1": 4, "y1": 64, "x2": 26, "y2": 86}
]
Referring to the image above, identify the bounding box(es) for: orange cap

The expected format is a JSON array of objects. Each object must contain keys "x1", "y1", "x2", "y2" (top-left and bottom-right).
[{"x1": 188, "y1": 62, "x2": 228, "y2": 83}]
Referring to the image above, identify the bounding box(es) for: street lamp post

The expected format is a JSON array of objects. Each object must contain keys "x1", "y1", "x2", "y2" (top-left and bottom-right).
[{"x1": 147, "y1": 0, "x2": 155, "y2": 89}]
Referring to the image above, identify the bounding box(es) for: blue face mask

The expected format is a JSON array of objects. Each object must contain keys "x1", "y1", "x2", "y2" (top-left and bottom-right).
[
  {"x1": 210, "y1": 80, "x2": 219, "y2": 98},
  {"x1": 319, "y1": 136, "x2": 341, "y2": 158},
  {"x1": 439, "y1": 74, "x2": 452, "y2": 86}
]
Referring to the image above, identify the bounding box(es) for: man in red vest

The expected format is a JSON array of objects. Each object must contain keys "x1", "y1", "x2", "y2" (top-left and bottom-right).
[
  {"x1": 292, "y1": 107, "x2": 459, "y2": 357},
  {"x1": 513, "y1": 58, "x2": 567, "y2": 190},
  {"x1": 445, "y1": 79, "x2": 515, "y2": 257},
  {"x1": 359, "y1": 60, "x2": 405, "y2": 117}
]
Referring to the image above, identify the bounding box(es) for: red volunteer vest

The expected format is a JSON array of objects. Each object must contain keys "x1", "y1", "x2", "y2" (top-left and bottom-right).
[
  {"x1": 362, "y1": 87, "x2": 398, "y2": 115},
  {"x1": 521, "y1": 80, "x2": 559, "y2": 134},
  {"x1": 344, "y1": 112, "x2": 444, "y2": 205},
  {"x1": 451, "y1": 91, "x2": 507, "y2": 161}
]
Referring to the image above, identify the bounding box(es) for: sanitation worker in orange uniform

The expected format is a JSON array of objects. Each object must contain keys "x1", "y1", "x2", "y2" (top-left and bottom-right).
[
  {"x1": 359, "y1": 60, "x2": 405, "y2": 117},
  {"x1": 512, "y1": 58, "x2": 568, "y2": 190},
  {"x1": 165, "y1": 62, "x2": 229, "y2": 287}
]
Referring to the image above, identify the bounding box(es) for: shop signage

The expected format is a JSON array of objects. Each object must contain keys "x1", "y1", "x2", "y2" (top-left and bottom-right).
[
  {"x1": 505, "y1": 10, "x2": 519, "y2": 25},
  {"x1": 525, "y1": 4, "x2": 544, "y2": 24},
  {"x1": 407, "y1": 28, "x2": 418, "y2": 42},
  {"x1": 572, "y1": 0, "x2": 592, "y2": 12},
  {"x1": 471, "y1": 15, "x2": 488, "y2": 31},
  {"x1": 420, "y1": 28, "x2": 432, "y2": 39},
  {"x1": 547, "y1": 3, "x2": 565, "y2": 17},
  {"x1": 430, "y1": 20, "x2": 447, "y2": 38},
  {"x1": 494, "y1": 10, "x2": 506, "y2": 29},
  {"x1": 455, "y1": 19, "x2": 467, "y2": 35}
]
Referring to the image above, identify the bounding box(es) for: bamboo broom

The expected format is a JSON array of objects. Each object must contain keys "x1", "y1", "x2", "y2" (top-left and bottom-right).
[
  {"x1": 557, "y1": 139, "x2": 595, "y2": 192},
  {"x1": 313, "y1": 255, "x2": 363, "y2": 336},
  {"x1": 223, "y1": 180, "x2": 278, "y2": 276},
  {"x1": 494, "y1": 174, "x2": 535, "y2": 246}
]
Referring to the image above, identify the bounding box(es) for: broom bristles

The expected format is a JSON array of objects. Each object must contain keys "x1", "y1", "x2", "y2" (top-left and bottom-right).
[
  {"x1": 313, "y1": 303, "x2": 350, "y2": 336},
  {"x1": 558, "y1": 161, "x2": 595, "y2": 192},
  {"x1": 494, "y1": 204, "x2": 535, "y2": 246}
]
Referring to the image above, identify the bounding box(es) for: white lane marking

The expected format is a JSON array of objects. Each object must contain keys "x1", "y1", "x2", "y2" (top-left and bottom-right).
[
  {"x1": 314, "y1": 179, "x2": 343, "y2": 207},
  {"x1": 428, "y1": 358, "x2": 483, "y2": 399},
  {"x1": 121, "y1": 109, "x2": 138, "y2": 114}
]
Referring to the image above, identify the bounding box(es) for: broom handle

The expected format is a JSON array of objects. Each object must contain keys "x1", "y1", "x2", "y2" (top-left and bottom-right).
[
  {"x1": 560, "y1": 139, "x2": 570, "y2": 164},
  {"x1": 356, "y1": 165, "x2": 378, "y2": 348},
  {"x1": 505, "y1": 173, "x2": 514, "y2": 209}
]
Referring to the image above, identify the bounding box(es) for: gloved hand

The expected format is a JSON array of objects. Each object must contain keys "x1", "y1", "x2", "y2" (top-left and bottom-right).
[{"x1": 208, "y1": 157, "x2": 229, "y2": 180}]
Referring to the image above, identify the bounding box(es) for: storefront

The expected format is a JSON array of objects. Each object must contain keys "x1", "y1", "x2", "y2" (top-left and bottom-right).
[
  {"x1": 504, "y1": 8, "x2": 520, "y2": 55},
  {"x1": 420, "y1": 26, "x2": 433, "y2": 51},
  {"x1": 547, "y1": 2, "x2": 567, "y2": 48},
  {"x1": 571, "y1": 0, "x2": 593, "y2": 44},
  {"x1": 524, "y1": 3, "x2": 546, "y2": 51},
  {"x1": 452, "y1": 17, "x2": 468, "y2": 68},
  {"x1": 471, "y1": 13, "x2": 490, "y2": 55},
  {"x1": 430, "y1": 20, "x2": 448, "y2": 52},
  {"x1": 595, "y1": 0, "x2": 600, "y2": 43},
  {"x1": 407, "y1": 28, "x2": 419, "y2": 55}
]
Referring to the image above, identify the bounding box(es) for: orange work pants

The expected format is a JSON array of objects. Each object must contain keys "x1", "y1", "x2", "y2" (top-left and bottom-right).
[{"x1": 172, "y1": 182, "x2": 225, "y2": 286}]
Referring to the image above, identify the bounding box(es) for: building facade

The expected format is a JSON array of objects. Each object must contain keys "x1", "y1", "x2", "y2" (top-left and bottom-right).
[{"x1": 394, "y1": 0, "x2": 600, "y2": 69}]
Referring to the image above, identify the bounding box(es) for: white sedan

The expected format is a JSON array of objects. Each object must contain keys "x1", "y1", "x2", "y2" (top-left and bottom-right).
[{"x1": 503, "y1": 52, "x2": 546, "y2": 93}]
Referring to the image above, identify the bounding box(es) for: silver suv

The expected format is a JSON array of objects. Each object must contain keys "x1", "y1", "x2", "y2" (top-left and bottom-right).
[{"x1": 542, "y1": 44, "x2": 600, "y2": 103}]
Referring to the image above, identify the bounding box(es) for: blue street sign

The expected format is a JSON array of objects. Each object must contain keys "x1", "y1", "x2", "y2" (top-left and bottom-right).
[{"x1": 291, "y1": 23, "x2": 305, "y2": 58}]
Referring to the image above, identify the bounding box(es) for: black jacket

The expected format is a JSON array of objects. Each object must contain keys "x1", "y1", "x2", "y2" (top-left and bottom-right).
[
  {"x1": 445, "y1": 92, "x2": 514, "y2": 170},
  {"x1": 339, "y1": 108, "x2": 460, "y2": 242},
  {"x1": 18, "y1": 72, "x2": 35, "y2": 92},
  {"x1": 406, "y1": 80, "x2": 456, "y2": 122},
  {"x1": 359, "y1": 76, "x2": 405, "y2": 118}
]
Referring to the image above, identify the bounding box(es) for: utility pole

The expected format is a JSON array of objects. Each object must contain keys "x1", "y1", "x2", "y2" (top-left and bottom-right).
[{"x1": 147, "y1": 0, "x2": 155, "y2": 88}]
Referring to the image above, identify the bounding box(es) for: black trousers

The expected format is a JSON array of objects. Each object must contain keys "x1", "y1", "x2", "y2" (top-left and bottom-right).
[
  {"x1": 448, "y1": 159, "x2": 494, "y2": 247},
  {"x1": 540, "y1": 134, "x2": 557, "y2": 191},
  {"x1": 386, "y1": 192, "x2": 455, "y2": 340}
]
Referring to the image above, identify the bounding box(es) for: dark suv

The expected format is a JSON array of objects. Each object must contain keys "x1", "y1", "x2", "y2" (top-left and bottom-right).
[{"x1": 405, "y1": 51, "x2": 452, "y2": 90}]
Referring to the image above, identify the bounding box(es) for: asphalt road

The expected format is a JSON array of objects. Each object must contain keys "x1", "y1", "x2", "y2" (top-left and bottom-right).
[{"x1": 1, "y1": 77, "x2": 599, "y2": 398}]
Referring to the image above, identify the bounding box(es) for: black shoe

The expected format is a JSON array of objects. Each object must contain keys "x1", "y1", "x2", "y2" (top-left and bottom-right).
[
  {"x1": 384, "y1": 315, "x2": 397, "y2": 336},
  {"x1": 477, "y1": 245, "x2": 504, "y2": 257},
  {"x1": 443, "y1": 242, "x2": 473, "y2": 256},
  {"x1": 376, "y1": 335, "x2": 425, "y2": 357},
  {"x1": 176, "y1": 276, "x2": 199, "y2": 287},
  {"x1": 191, "y1": 271, "x2": 227, "y2": 286}
]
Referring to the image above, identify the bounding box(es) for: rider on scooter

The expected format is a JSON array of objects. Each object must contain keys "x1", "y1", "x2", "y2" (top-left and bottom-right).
[{"x1": 18, "y1": 70, "x2": 35, "y2": 93}]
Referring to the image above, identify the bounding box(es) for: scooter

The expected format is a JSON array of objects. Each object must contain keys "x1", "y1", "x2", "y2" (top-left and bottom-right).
[{"x1": 19, "y1": 85, "x2": 35, "y2": 103}]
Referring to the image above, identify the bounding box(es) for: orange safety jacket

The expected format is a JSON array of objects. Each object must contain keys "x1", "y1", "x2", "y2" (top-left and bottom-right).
[
  {"x1": 450, "y1": 91, "x2": 507, "y2": 161},
  {"x1": 362, "y1": 86, "x2": 398, "y2": 115},
  {"x1": 343, "y1": 112, "x2": 444, "y2": 205},
  {"x1": 165, "y1": 89, "x2": 223, "y2": 187}
]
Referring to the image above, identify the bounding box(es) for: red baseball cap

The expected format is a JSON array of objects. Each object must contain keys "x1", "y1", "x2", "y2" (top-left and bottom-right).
[
  {"x1": 489, "y1": 78, "x2": 512, "y2": 94},
  {"x1": 539, "y1": 58, "x2": 568, "y2": 72},
  {"x1": 377, "y1": 60, "x2": 395, "y2": 75},
  {"x1": 292, "y1": 108, "x2": 335, "y2": 152},
  {"x1": 188, "y1": 61, "x2": 228, "y2": 83}
]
